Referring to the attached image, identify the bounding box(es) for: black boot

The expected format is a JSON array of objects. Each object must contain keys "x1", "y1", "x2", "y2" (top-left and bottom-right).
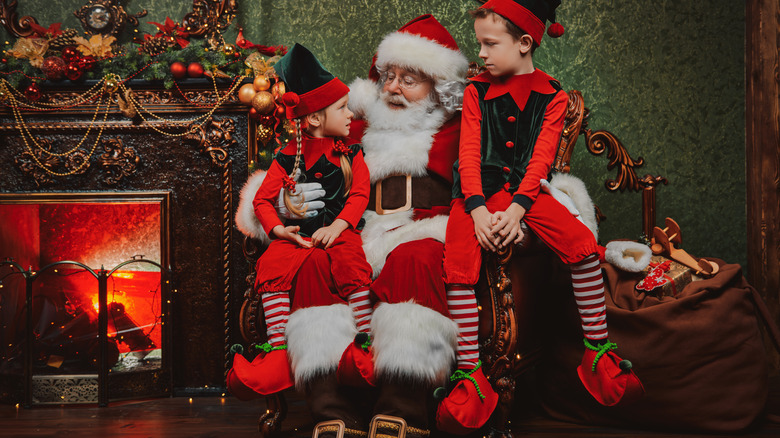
[
  {"x1": 306, "y1": 371, "x2": 373, "y2": 437},
  {"x1": 371, "y1": 379, "x2": 433, "y2": 437}
]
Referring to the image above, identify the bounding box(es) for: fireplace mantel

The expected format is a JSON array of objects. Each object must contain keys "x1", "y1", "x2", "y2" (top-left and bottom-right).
[{"x1": 0, "y1": 79, "x2": 252, "y2": 395}]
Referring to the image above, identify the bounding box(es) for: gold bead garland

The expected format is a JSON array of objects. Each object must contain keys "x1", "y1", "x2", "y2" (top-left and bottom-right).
[{"x1": 3, "y1": 72, "x2": 247, "y2": 176}]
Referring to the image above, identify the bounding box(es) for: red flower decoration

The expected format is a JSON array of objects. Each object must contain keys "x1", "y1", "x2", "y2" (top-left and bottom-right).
[
  {"x1": 29, "y1": 22, "x2": 63, "y2": 39},
  {"x1": 235, "y1": 29, "x2": 288, "y2": 56},
  {"x1": 282, "y1": 174, "x2": 297, "y2": 192},
  {"x1": 333, "y1": 140, "x2": 351, "y2": 155},
  {"x1": 148, "y1": 17, "x2": 190, "y2": 48}
]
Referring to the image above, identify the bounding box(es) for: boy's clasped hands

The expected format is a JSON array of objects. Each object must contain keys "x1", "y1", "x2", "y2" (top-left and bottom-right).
[{"x1": 470, "y1": 203, "x2": 527, "y2": 251}]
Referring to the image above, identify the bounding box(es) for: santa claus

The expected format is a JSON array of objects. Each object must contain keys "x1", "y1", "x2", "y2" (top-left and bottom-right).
[{"x1": 234, "y1": 15, "x2": 479, "y2": 436}]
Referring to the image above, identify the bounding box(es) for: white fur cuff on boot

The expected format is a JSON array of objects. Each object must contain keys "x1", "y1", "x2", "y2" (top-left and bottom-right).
[
  {"x1": 286, "y1": 304, "x2": 356, "y2": 388},
  {"x1": 371, "y1": 302, "x2": 458, "y2": 386}
]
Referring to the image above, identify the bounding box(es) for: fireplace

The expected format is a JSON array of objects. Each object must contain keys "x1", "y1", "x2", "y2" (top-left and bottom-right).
[
  {"x1": 0, "y1": 192, "x2": 172, "y2": 405},
  {"x1": 0, "y1": 79, "x2": 253, "y2": 405}
]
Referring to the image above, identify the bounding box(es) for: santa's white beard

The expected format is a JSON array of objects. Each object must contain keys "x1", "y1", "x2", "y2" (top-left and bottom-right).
[
  {"x1": 365, "y1": 90, "x2": 442, "y2": 132},
  {"x1": 360, "y1": 90, "x2": 448, "y2": 182}
]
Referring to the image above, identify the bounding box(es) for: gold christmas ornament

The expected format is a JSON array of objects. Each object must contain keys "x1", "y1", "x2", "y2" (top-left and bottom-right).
[
  {"x1": 253, "y1": 75, "x2": 271, "y2": 91},
  {"x1": 222, "y1": 44, "x2": 236, "y2": 56},
  {"x1": 251, "y1": 91, "x2": 275, "y2": 115},
  {"x1": 238, "y1": 83, "x2": 257, "y2": 105},
  {"x1": 256, "y1": 124, "x2": 274, "y2": 146},
  {"x1": 103, "y1": 75, "x2": 119, "y2": 93}
]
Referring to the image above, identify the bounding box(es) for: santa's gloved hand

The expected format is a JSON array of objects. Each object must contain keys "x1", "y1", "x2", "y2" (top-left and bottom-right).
[{"x1": 276, "y1": 170, "x2": 325, "y2": 219}]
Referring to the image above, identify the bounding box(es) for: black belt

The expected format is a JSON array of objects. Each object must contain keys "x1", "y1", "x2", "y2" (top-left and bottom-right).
[{"x1": 367, "y1": 174, "x2": 451, "y2": 215}]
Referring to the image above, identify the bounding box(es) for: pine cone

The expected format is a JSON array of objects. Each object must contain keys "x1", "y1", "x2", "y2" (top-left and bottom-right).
[
  {"x1": 48, "y1": 29, "x2": 79, "y2": 51},
  {"x1": 139, "y1": 36, "x2": 175, "y2": 56}
]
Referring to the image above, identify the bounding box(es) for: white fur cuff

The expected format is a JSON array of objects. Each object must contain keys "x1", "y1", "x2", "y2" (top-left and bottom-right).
[
  {"x1": 235, "y1": 169, "x2": 269, "y2": 244},
  {"x1": 286, "y1": 304, "x2": 356, "y2": 387},
  {"x1": 605, "y1": 240, "x2": 652, "y2": 272},
  {"x1": 371, "y1": 302, "x2": 457, "y2": 385}
]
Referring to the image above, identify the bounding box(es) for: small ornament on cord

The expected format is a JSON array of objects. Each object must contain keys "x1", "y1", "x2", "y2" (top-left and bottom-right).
[
  {"x1": 333, "y1": 139, "x2": 350, "y2": 155},
  {"x1": 24, "y1": 82, "x2": 42, "y2": 101},
  {"x1": 635, "y1": 260, "x2": 672, "y2": 293},
  {"x1": 282, "y1": 174, "x2": 297, "y2": 192}
]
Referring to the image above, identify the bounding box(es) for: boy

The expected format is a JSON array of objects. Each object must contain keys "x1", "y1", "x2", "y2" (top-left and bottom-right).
[
  {"x1": 438, "y1": 0, "x2": 644, "y2": 433},
  {"x1": 227, "y1": 44, "x2": 375, "y2": 400}
]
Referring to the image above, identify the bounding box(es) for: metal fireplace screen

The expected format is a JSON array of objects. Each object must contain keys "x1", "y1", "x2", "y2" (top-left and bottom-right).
[{"x1": 0, "y1": 192, "x2": 171, "y2": 405}]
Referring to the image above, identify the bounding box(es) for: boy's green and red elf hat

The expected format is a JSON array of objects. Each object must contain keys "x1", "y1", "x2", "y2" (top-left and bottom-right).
[
  {"x1": 480, "y1": 0, "x2": 565, "y2": 45},
  {"x1": 273, "y1": 43, "x2": 349, "y2": 120}
]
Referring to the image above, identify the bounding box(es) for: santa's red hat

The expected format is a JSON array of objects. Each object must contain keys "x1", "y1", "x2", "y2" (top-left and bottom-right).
[
  {"x1": 274, "y1": 43, "x2": 349, "y2": 119},
  {"x1": 480, "y1": 0, "x2": 565, "y2": 46},
  {"x1": 369, "y1": 14, "x2": 468, "y2": 83}
]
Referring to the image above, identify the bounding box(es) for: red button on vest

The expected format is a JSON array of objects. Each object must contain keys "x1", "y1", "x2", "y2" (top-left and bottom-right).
[
  {"x1": 502, "y1": 166, "x2": 510, "y2": 174},
  {"x1": 314, "y1": 172, "x2": 323, "y2": 179},
  {"x1": 507, "y1": 116, "x2": 516, "y2": 122},
  {"x1": 506, "y1": 141, "x2": 514, "y2": 148}
]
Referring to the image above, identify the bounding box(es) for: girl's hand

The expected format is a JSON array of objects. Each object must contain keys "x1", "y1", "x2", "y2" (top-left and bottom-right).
[
  {"x1": 491, "y1": 203, "x2": 526, "y2": 249},
  {"x1": 271, "y1": 225, "x2": 313, "y2": 248},
  {"x1": 311, "y1": 219, "x2": 349, "y2": 249},
  {"x1": 470, "y1": 206, "x2": 499, "y2": 251}
]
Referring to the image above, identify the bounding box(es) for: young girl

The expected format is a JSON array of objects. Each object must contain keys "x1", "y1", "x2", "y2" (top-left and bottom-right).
[
  {"x1": 227, "y1": 44, "x2": 374, "y2": 399},
  {"x1": 437, "y1": 0, "x2": 643, "y2": 434}
]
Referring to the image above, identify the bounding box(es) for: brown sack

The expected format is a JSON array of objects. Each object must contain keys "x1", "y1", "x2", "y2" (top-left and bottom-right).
[{"x1": 537, "y1": 259, "x2": 780, "y2": 433}]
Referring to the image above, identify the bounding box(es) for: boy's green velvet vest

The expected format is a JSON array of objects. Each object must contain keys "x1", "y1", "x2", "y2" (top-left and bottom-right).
[
  {"x1": 453, "y1": 79, "x2": 563, "y2": 202},
  {"x1": 275, "y1": 143, "x2": 364, "y2": 237}
]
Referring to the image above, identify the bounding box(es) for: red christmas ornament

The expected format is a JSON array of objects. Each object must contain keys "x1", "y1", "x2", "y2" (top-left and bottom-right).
[
  {"x1": 61, "y1": 46, "x2": 80, "y2": 63},
  {"x1": 247, "y1": 107, "x2": 262, "y2": 120},
  {"x1": 24, "y1": 82, "x2": 41, "y2": 101},
  {"x1": 547, "y1": 22, "x2": 565, "y2": 38},
  {"x1": 40, "y1": 56, "x2": 67, "y2": 81},
  {"x1": 170, "y1": 61, "x2": 187, "y2": 79},
  {"x1": 79, "y1": 55, "x2": 96, "y2": 71},
  {"x1": 65, "y1": 62, "x2": 84, "y2": 81},
  {"x1": 187, "y1": 62, "x2": 204, "y2": 78}
]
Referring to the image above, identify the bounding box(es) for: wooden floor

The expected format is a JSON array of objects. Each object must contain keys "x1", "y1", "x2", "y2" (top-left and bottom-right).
[{"x1": 2, "y1": 377, "x2": 779, "y2": 438}]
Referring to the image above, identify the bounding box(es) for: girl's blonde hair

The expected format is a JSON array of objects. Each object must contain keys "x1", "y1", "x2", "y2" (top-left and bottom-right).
[{"x1": 282, "y1": 113, "x2": 353, "y2": 218}]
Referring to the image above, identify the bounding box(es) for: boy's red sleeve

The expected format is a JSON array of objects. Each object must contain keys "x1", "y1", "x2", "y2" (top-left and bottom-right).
[
  {"x1": 458, "y1": 84, "x2": 486, "y2": 211},
  {"x1": 336, "y1": 149, "x2": 370, "y2": 228},
  {"x1": 253, "y1": 160, "x2": 286, "y2": 235},
  {"x1": 512, "y1": 89, "x2": 568, "y2": 209}
]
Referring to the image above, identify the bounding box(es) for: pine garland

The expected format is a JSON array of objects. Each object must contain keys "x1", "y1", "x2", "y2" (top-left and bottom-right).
[{"x1": 1, "y1": 39, "x2": 266, "y2": 89}]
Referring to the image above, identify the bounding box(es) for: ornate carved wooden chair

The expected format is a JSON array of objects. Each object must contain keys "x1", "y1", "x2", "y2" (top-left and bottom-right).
[{"x1": 237, "y1": 87, "x2": 659, "y2": 437}]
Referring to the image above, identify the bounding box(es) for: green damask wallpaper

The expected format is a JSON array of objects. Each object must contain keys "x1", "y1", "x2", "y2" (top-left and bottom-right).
[{"x1": 2, "y1": 0, "x2": 746, "y2": 268}]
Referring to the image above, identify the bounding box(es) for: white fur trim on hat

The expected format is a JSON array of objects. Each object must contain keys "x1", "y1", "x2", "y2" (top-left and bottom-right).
[
  {"x1": 286, "y1": 304, "x2": 356, "y2": 387},
  {"x1": 605, "y1": 240, "x2": 652, "y2": 272},
  {"x1": 550, "y1": 173, "x2": 598, "y2": 240},
  {"x1": 371, "y1": 301, "x2": 457, "y2": 385},
  {"x1": 375, "y1": 32, "x2": 468, "y2": 83},
  {"x1": 361, "y1": 211, "x2": 448, "y2": 278},
  {"x1": 235, "y1": 169, "x2": 269, "y2": 244}
]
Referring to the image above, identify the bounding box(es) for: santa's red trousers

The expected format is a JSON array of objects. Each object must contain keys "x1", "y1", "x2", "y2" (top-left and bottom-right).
[
  {"x1": 292, "y1": 237, "x2": 450, "y2": 317},
  {"x1": 443, "y1": 189, "x2": 599, "y2": 286}
]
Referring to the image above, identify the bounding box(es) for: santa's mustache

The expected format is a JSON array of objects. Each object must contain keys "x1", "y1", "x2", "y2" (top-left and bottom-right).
[{"x1": 380, "y1": 91, "x2": 411, "y2": 108}]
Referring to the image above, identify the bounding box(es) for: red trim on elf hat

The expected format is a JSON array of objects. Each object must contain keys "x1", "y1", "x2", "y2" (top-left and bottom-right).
[
  {"x1": 284, "y1": 77, "x2": 349, "y2": 119},
  {"x1": 481, "y1": 0, "x2": 546, "y2": 45}
]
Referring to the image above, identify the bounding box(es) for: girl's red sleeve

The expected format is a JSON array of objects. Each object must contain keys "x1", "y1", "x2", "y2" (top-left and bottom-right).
[{"x1": 253, "y1": 160, "x2": 287, "y2": 235}]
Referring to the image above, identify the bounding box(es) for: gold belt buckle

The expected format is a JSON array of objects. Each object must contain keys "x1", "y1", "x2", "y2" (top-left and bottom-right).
[
  {"x1": 313, "y1": 419, "x2": 346, "y2": 438},
  {"x1": 368, "y1": 414, "x2": 407, "y2": 438},
  {"x1": 375, "y1": 174, "x2": 413, "y2": 215}
]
